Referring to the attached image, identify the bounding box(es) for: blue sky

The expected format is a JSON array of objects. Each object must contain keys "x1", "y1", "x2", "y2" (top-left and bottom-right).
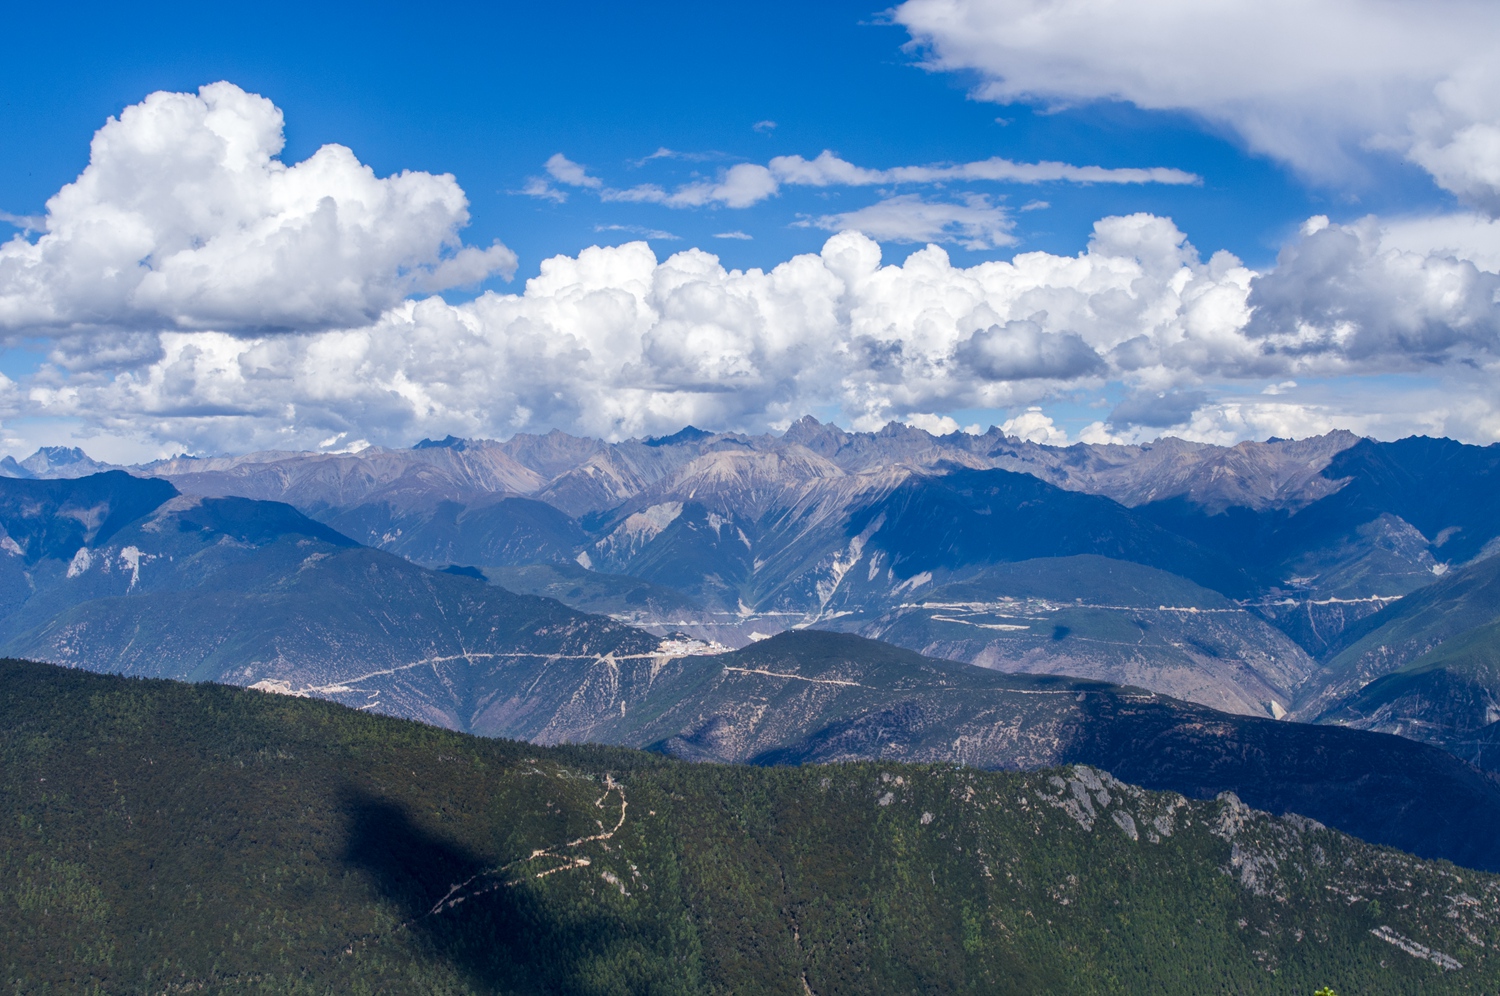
[
  {"x1": 1, "y1": 0, "x2": 1498, "y2": 458},
  {"x1": 1, "y1": 0, "x2": 1449, "y2": 275}
]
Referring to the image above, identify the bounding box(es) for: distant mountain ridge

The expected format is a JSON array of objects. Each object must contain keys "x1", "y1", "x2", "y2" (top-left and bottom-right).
[
  {"x1": 9, "y1": 421, "x2": 1500, "y2": 741},
  {"x1": 43, "y1": 417, "x2": 1363, "y2": 513}
]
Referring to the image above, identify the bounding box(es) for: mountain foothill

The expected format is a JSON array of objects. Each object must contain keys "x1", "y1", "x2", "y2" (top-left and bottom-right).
[{"x1": 6, "y1": 421, "x2": 1500, "y2": 988}]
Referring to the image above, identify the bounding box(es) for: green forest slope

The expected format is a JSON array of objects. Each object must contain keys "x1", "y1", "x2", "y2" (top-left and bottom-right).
[{"x1": 3, "y1": 659, "x2": 1499, "y2": 995}]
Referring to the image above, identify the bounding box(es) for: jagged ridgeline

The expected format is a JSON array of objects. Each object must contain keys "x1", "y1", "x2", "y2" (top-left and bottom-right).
[{"x1": 4, "y1": 660, "x2": 1497, "y2": 995}]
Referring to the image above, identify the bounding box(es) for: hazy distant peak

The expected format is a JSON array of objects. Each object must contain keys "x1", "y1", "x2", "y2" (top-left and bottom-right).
[
  {"x1": 780, "y1": 415, "x2": 851, "y2": 453},
  {"x1": 412, "y1": 435, "x2": 468, "y2": 451},
  {"x1": 17, "y1": 446, "x2": 118, "y2": 479},
  {"x1": 643, "y1": 425, "x2": 713, "y2": 448},
  {"x1": 0, "y1": 456, "x2": 33, "y2": 479}
]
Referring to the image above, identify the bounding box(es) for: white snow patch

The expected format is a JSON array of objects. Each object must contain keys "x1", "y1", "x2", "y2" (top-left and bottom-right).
[
  {"x1": 118, "y1": 545, "x2": 143, "y2": 590},
  {"x1": 66, "y1": 547, "x2": 93, "y2": 578},
  {"x1": 893, "y1": 571, "x2": 932, "y2": 594}
]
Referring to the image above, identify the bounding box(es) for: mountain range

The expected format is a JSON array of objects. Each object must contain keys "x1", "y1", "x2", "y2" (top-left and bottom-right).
[
  {"x1": 1, "y1": 425, "x2": 1500, "y2": 872},
  {"x1": 9, "y1": 422, "x2": 1495, "y2": 726}
]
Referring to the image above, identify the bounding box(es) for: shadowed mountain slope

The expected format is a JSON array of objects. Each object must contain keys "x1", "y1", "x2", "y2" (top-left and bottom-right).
[
  {"x1": 0, "y1": 475, "x2": 660, "y2": 731},
  {"x1": 844, "y1": 467, "x2": 1255, "y2": 597},
  {"x1": 1296, "y1": 554, "x2": 1500, "y2": 764},
  {"x1": 1299, "y1": 555, "x2": 1500, "y2": 722},
  {"x1": 1317, "y1": 625, "x2": 1500, "y2": 770},
  {"x1": 321, "y1": 494, "x2": 590, "y2": 567}
]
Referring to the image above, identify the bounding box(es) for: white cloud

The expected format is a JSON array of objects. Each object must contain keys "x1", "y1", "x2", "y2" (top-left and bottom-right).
[
  {"x1": 714, "y1": 231, "x2": 753, "y2": 240},
  {"x1": 667, "y1": 164, "x2": 781, "y2": 209},
  {"x1": 526, "y1": 146, "x2": 1199, "y2": 214},
  {"x1": 6, "y1": 87, "x2": 1500, "y2": 453},
  {"x1": 1176, "y1": 401, "x2": 1380, "y2": 447},
  {"x1": 1379, "y1": 212, "x2": 1500, "y2": 272},
  {"x1": 1000, "y1": 407, "x2": 1068, "y2": 445},
  {"x1": 0, "y1": 211, "x2": 42, "y2": 232},
  {"x1": 595, "y1": 224, "x2": 679, "y2": 240},
  {"x1": 597, "y1": 163, "x2": 780, "y2": 210},
  {"x1": 893, "y1": 0, "x2": 1500, "y2": 210},
  {"x1": 1245, "y1": 216, "x2": 1500, "y2": 363},
  {"x1": 0, "y1": 218, "x2": 1243, "y2": 449},
  {"x1": 1077, "y1": 420, "x2": 1128, "y2": 445},
  {"x1": 15, "y1": 211, "x2": 1500, "y2": 454},
  {"x1": 904, "y1": 412, "x2": 981, "y2": 435},
  {"x1": 801, "y1": 194, "x2": 1016, "y2": 250},
  {"x1": 0, "y1": 82, "x2": 516, "y2": 336},
  {"x1": 769, "y1": 150, "x2": 1198, "y2": 187},
  {"x1": 521, "y1": 177, "x2": 568, "y2": 203},
  {"x1": 545, "y1": 153, "x2": 603, "y2": 189}
]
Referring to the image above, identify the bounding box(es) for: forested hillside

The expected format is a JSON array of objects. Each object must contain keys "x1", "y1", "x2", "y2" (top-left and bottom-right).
[{"x1": 3, "y1": 658, "x2": 1497, "y2": 994}]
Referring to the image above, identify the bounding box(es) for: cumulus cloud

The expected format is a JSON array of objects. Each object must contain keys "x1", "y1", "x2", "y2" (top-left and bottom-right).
[
  {"x1": 894, "y1": 0, "x2": 1500, "y2": 210},
  {"x1": 1108, "y1": 390, "x2": 1209, "y2": 429},
  {"x1": 1379, "y1": 212, "x2": 1500, "y2": 273},
  {"x1": 1245, "y1": 216, "x2": 1500, "y2": 362},
  {"x1": 0, "y1": 82, "x2": 516, "y2": 336},
  {"x1": 801, "y1": 194, "x2": 1016, "y2": 249},
  {"x1": 0, "y1": 216, "x2": 1241, "y2": 449},
  {"x1": 955, "y1": 319, "x2": 1104, "y2": 380},
  {"x1": 1000, "y1": 407, "x2": 1068, "y2": 445},
  {"x1": 14, "y1": 205, "x2": 1500, "y2": 455},
  {"x1": 7, "y1": 86, "x2": 1500, "y2": 454},
  {"x1": 904, "y1": 412, "x2": 981, "y2": 435}
]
